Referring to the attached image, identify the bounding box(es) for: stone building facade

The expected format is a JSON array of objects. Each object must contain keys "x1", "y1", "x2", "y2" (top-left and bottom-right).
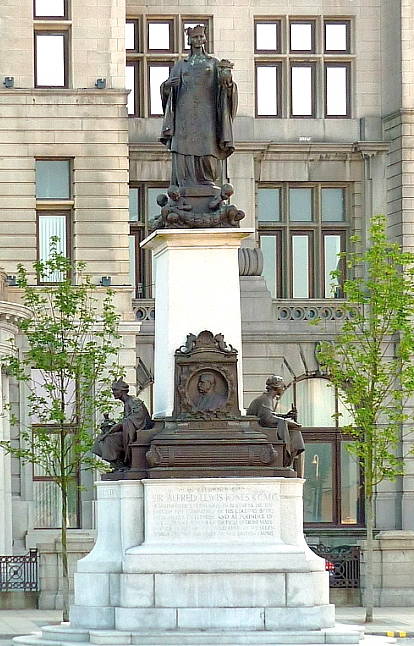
[{"x1": 0, "y1": 0, "x2": 413, "y2": 607}]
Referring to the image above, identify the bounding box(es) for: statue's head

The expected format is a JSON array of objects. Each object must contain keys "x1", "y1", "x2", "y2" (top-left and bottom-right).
[
  {"x1": 167, "y1": 184, "x2": 180, "y2": 201},
  {"x1": 111, "y1": 378, "x2": 129, "y2": 400},
  {"x1": 187, "y1": 24, "x2": 207, "y2": 52},
  {"x1": 265, "y1": 375, "x2": 285, "y2": 397},
  {"x1": 221, "y1": 183, "x2": 234, "y2": 198},
  {"x1": 198, "y1": 371, "x2": 216, "y2": 394}
]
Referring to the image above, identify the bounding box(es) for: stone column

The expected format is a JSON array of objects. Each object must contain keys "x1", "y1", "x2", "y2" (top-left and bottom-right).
[{"x1": 141, "y1": 228, "x2": 254, "y2": 418}]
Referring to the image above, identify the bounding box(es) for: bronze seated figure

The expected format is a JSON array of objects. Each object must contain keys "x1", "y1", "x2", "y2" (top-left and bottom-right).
[{"x1": 246, "y1": 375, "x2": 305, "y2": 472}]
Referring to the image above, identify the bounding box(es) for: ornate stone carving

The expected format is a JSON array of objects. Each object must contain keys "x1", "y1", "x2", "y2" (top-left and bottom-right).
[{"x1": 173, "y1": 330, "x2": 240, "y2": 419}]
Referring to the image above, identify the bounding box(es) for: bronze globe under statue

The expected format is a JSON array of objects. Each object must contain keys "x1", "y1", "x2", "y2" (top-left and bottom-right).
[{"x1": 152, "y1": 24, "x2": 245, "y2": 230}]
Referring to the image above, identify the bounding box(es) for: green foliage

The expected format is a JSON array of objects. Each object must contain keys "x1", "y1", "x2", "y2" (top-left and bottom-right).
[
  {"x1": 317, "y1": 216, "x2": 414, "y2": 498},
  {"x1": 0, "y1": 239, "x2": 122, "y2": 620},
  {"x1": 0, "y1": 238, "x2": 121, "y2": 491}
]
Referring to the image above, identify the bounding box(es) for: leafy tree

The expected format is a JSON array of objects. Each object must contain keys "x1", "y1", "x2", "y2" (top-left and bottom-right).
[
  {"x1": 0, "y1": 241, "x2": 121, "y2": 620},
  {"x1": 315, "y1": 215, "x2": 414, "y2": 622}
]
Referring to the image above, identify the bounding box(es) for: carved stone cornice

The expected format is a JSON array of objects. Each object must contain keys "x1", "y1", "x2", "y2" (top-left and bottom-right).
[{"x1": 0, "y1": 301, "x2": 31, "y2": 328}]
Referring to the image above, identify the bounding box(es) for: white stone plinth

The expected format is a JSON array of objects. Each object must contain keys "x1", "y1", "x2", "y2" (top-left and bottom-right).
[
  {"x1": 141, "y1": 228, "x2": 254, "y2": 417},
  {"x1": 14, "y1": 477, "x2": 366, "y2": 645},
  {"x1": 71, "y1": 478, "x2": 334, "y2": 633}
]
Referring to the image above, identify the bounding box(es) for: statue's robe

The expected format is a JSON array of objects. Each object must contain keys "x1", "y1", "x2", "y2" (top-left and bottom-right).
[
  {"x1": 92, "y1": 396, "x2": 153, "y2": 466},
  {"x1": 160, "y1": 55, "x2": 237, "y2": 187},
  {"x1": 247, "y1": 393, "x2": 305, "y2": 468}
]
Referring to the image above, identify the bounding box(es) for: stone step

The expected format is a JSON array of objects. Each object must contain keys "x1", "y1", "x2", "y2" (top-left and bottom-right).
[
  {"x1": 41, "y1": 625, "x2": 89, "y2": 642},
  {"x1": 12, "y1": 625, "x2": 396, "y2": 646},
  {"x1": 13, "y1": 638, "x2": 130, "y2": 646},
  {"x1": 11, "y1": 638, "x2": 396, "y2": 646},
  {"x1": 90, "y1": 631, "x2": 132, "y2": 645},
  {"x1": 127, "y1": 630, "x2": 363, "y2": 645},
  {"x1": 13, "y1": 637, "x2": 89, "y2": 646}
]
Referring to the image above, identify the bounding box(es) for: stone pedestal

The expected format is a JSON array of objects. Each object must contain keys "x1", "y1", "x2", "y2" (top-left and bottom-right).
[
  {"x1": 362, "y1": 530, "x2": 414, "y2": 606},
  {"x1": 13, "y1": 478, "x2": 364, "y2": 645},
  {"x1": 141, "y1": 229, "x2": 253, "y2": 418}
]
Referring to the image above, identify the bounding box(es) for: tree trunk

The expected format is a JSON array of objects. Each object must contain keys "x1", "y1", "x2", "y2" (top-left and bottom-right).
[
  {"x1": 61, "y1": 480, "x2": 70, "y2": 622},
  {"x1": 364, "y1": 493, "x2": 374, "y2": 623}
]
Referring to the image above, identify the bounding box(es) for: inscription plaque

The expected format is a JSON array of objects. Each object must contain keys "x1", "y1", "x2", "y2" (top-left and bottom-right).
[{"x1": 145, "y1": 482, "x2": 282, "y2": 544}]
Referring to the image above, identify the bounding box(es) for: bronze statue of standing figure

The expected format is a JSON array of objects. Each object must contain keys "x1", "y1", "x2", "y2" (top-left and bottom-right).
[{"x1": 153, "y1": 24, "x2": 245, "y2": 229}]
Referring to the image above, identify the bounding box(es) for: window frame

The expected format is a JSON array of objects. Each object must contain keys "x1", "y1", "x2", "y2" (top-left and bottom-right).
[
  {"x1": 322, "y1": 229, "x2": 346, "y2": 298},
  {"x1": 36, "y1": 210, "x2": 71, "y2": 285},
  {"x1": 34, "y1": 30, "x2": 69, "y2": 88},
  {"x1": 126, "y1": 15, "x2": 212, "y2": 118},
  {"x1": 324, "y1": 19, "x2": 351, "y2": 54},
  {"x1": 289, "y1": 19, "x2": 316, "y2": 54},
  {"x1": 324, "y1": 61, "x2": 351, "y2": 118},
  {"x1": 255, "y1": 61, "x2": 282, "y2": 118},
  {"x1": 254, "y1": 19, "x2": 281, "y2": 54},
  {"x1": 284, "y1": 376, "x2": 364, "y2": 528},
  {"x1": 35, "y1": 158, "x2": 72, "y2": 200},
  {"x1": 33, "y1": 0, "x2": 69, "y2": 20},
  {"x1": 302, "y1": 429, "x2": 364, "y2": 528},
  {"x1": 32, "y1": 425, "x2": 81, "y2": 529},
  {"x1": 258, "y1": 229, "x2": 282, "y2": 298},
  {"x1": 257, "y1": 183, "x2": 350, "y2": 299},
  {"x1": 126, "y1": 61, "x2": 141, "y2": 117},
  {"x1": 126, "y1": 18, "x2": 140, "y2": 53},
  {"x1": 253, "y1": 15, "x2": 352, "y2": 120},
  {"x1": 146, "y1": 19, "x2": 175, "y2": 53},
  {"x1": 147, "y1": 61, "x2": 174, "y2": 117},
  {"x1": 35, "y1": 157, "x2": 73, "y2": 286},
  {"x1": 290, "y1": 229, "x2": 314, "y2": 298},
  {"x1": 129, "y1": 182, "x2": 169, "y2": 298},
  {"x1": 290, "y1": 62, "x2": 316, "y2": 118}
]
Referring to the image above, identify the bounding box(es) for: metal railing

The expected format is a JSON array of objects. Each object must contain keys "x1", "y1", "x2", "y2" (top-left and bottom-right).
[
  {"x1": 308, "y1": 543, "x2": 360, "y2": 588},
  {"x1": 0, "y1": 549, "x2": 39, "y2": 592}
]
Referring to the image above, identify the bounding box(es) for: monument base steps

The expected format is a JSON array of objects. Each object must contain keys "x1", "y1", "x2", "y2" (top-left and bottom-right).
[
  {"x1": 14, "y1": 478, "x2": 370, "y2": 646},
  {"x1": 13, "y1": 623, "x2": 369, "y2": 646}
]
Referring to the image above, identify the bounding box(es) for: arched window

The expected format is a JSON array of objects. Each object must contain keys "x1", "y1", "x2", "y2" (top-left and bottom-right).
[{"x1": 280, "y1": 377, "x2": 363, "y2": 527}]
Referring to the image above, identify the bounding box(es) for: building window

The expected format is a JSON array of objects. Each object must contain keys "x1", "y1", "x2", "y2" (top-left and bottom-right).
[
  {"x1": 324, "y1": 20, "x2": 351, "y2": 54},
  {"x1": 290, "y1": 63, "x2": 315, "y2": 117},
  {"x1": 33, "y1": 0, "x2": 68, "y2": 19},
  {"x1": 258, "y1": 184, "x2": 348, "y2": 299},
  {"x1": 289, "y1": 20, "x2": 315, "y2": 53},
  {"x1": 281, "y1": 377, "x2": 363, "y2": 527},
  {"x1": 36, "y1": 159, "x2": 72, "y2": 283},
  {"x1": 255, "y1": 63, "x2": 281, "y2": 117},
  {"x1": 325, "y1": 63, "x2": 351, "y2": 118},
  {"x1": 254, "y1": 15, "x2": 352, "y2": 118},
  {"x1": 129, "y1": 183, "x2": 168, "y2": 297},
  {"x1": 31, "y1": 369, "x2": 80, "y2": 529},
  {"x1": 126, "y1": 16, "x2": 212, "y2": 117},
  {"x1": 34, "y1": 31, "x2": 68, "y2": 87},
  {"x1": 254, "y1": 20, "x2": 281, "y2": 53},
  {"x1": 36, "y1": 159, "x2": 70, "y2": 199}
]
